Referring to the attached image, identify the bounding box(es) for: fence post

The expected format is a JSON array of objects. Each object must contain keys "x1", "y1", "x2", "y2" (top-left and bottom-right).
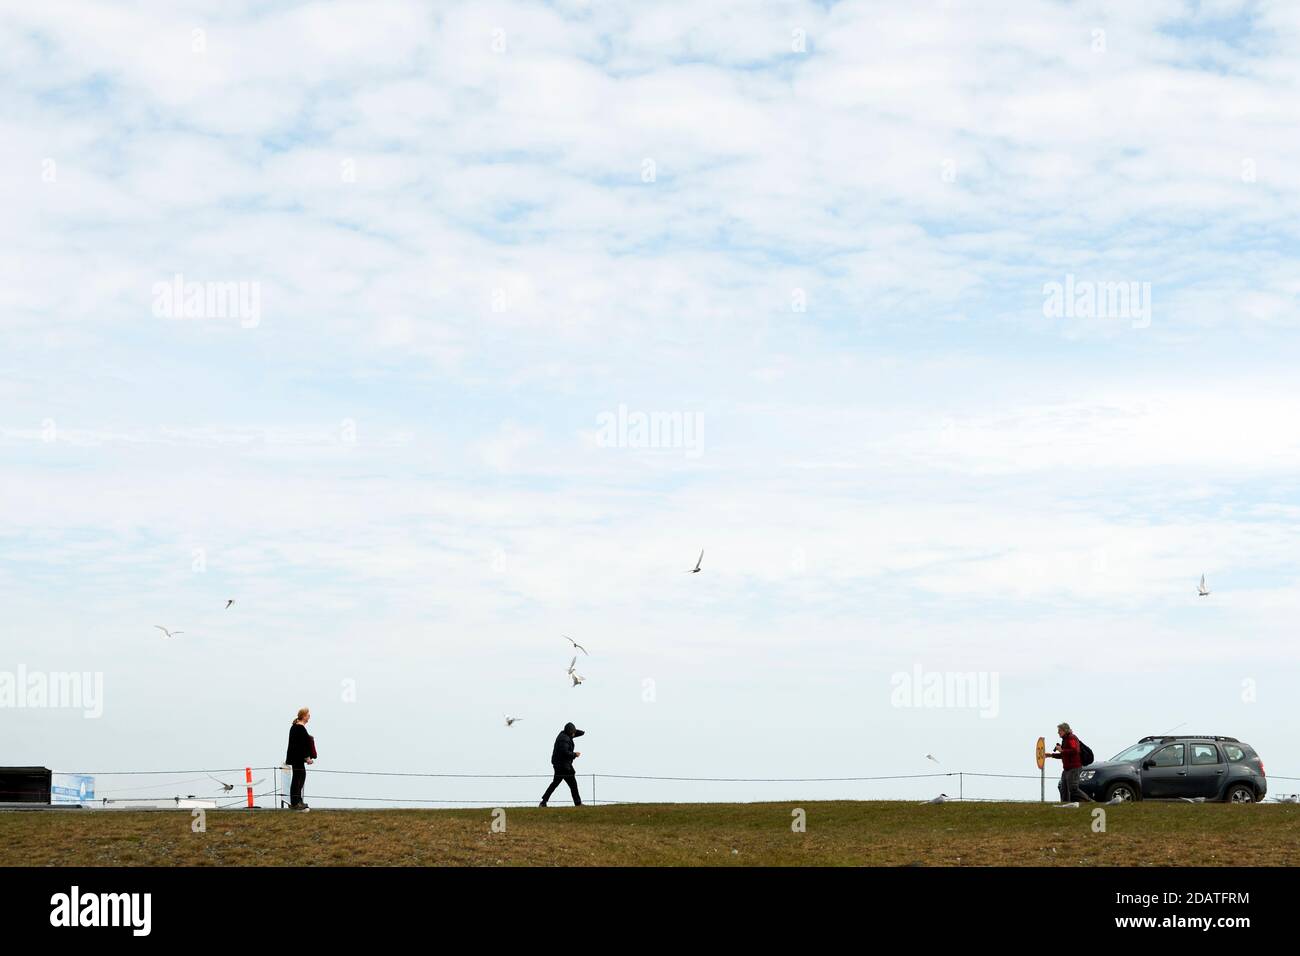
[
  {"x1": 592, "y1": 774, "x2": 596, "y2": 807},
  {"x1": 959, "y1": 772, "x2": 963, "y2": 801}
]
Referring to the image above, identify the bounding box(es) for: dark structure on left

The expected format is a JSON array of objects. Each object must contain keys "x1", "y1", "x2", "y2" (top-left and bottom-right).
[{"x1": 0, "y1": 767, "x2": 51, "y2": 803}]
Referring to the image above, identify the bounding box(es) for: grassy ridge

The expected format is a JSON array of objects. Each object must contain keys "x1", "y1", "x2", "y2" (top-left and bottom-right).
[{"x1": 4, "y1": 801, "x2": 1298, "y2": 866}]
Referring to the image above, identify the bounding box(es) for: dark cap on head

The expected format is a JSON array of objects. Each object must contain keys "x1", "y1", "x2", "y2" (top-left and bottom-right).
[{"x1": 564, "y1": 722, "x2": 585, "y2": 737}]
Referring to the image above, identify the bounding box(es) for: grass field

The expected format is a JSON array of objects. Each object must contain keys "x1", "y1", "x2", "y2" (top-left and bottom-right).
[{"x1": 4, "y1": 801, "x2": 1298, "y2": 867}]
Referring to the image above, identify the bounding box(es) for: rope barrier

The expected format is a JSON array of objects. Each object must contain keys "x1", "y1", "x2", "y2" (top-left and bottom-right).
[
  {"x1": 584, "y1": 772, "x2": 951, "y2": 782},
  {"x1": 36, "y1": 767, "x2": 1297, "y2": 809},
  {"x1": 65, "y1": 768, "x2": 280, "y2": 776}
]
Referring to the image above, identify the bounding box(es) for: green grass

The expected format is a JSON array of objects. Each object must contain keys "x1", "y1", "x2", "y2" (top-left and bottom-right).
[{"x1": 4, "y1": 800, "x2": 1298, "y2": 866}]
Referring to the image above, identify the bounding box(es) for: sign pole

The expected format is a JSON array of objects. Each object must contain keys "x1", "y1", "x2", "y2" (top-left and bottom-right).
[{"x1": 1035, "y1": 736, "x2": 1046, "y2": 803}]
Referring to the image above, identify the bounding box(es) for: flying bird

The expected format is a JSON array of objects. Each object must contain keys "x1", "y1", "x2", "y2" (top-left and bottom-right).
[
  {"x1": 154, "y1": 626, "x2": 183, "y2": 639},
  {"x1": 566, "y1": 655, "x2": 578, "y2": 675},
  {"x1": 687, "y1": 550, "x2": 704, "y2": 573},
  {"x1": 208, "y1": 774, "x2": 264, "y2": 792},
  {"x1": 225, "y1": 599, "x2": 235, "y2": 609},
  {"x1": 1198, "y1": 574, "x2": 1210, "y2": 597},
  {"x1": 570, "y1": 671, "x2": 585, "y2": 687},
  {"x1": 925, "y1": 754, "x2": 940, "y2": 764},
  {"x1": 563, "y1": 635, "x2": 588, "y2": 655},
  {"x1": 504, "y1": 715, "x2": 523, "y2": 727}
]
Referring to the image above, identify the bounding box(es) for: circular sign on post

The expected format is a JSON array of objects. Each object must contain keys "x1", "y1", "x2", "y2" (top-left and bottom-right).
[{"x1": 1035, "y1": 736, "x2": 1046, "y2": 770}]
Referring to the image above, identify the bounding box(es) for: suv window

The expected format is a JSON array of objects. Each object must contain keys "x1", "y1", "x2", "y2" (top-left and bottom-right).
[
  {"x1": 1191, "y1": 744, "x2": 1220, "y2": 765},
  {"x1": 1151, "y1": 744, "x2": 1185, "y2": 767},
  {"x1": 1113, "y1": 742, "x2": 1161, "y2": 763},
  {"x1": 1223, "y1": 744, "x2": 1247, "y2": 762}
]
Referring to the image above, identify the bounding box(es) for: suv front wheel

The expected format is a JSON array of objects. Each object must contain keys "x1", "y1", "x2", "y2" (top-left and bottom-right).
[
  {"x1": 1225, "y1": 783, "x2": 1255, "y2": 804},
  {"x1": 1106, "y1": 782, "x2": 1140, "y2": 802}
]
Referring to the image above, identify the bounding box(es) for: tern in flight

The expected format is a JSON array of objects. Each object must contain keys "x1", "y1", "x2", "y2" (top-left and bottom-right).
[
  {"x1": 570, "y1": 671, "x2": 585, "y2": 687},
  {"x1": 925, "y1": 754, "x2": 940, "y2": 764},
  {"x1": 208, "y1": 774, "x2": 264, "y2": 793},
  {"x1": 687, "y1": 550, "x2": 703, "y2": 573},
  {"x1": 154, "y1": 626, "x2": 183, "y2": 639},
  {"x1": 1197, "y1": 574, "x2": 1210, "y2": 597},
  {"x1": 504, "y1": 715, "x2": 523, "y2": 727},
  {"x1": 563, "y1": 635, "x2": 588, "y2": 655},
  {"x1": 225, "y1": 599, "x2": 235, "y2": 609}
]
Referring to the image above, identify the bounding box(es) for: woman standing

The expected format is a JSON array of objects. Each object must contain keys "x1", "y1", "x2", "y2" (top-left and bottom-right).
[{"x1": 285, "y1": 707, "x2": 316, "y2": 811}]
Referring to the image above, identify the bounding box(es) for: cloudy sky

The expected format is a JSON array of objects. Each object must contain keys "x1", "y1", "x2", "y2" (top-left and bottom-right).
[{"x1": 3, "y1": 0, "x2": 1300, "y2": 806}]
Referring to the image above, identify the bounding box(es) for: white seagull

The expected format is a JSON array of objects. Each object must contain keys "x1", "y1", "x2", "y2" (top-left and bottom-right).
[
  {"x1": 504, "y1": 715, "x2": 523, "y2": 727},
  {"x1": 1198, "y1": 574, "x2": 1210, "y2": 597},
  {"x1": 564, "y1": 635, "x2": 588, "y2": 655},
  {"x1": 687, "y1": 550, "x2": 703, "y2": 573},
  {"x1": 154, "y1": 626, "x2": 183, "y2": 639}
]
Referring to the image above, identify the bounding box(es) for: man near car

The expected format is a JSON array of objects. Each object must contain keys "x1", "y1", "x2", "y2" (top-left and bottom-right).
[{"x1": 1045, "y1": 721, "x2": 1084, "y2": 803}]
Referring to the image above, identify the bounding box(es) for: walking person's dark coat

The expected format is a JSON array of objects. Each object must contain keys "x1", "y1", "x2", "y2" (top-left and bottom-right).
[
  {"x1": 540, "y1": 722, "x2": 585, "y2": 806},
  {"x1": 285, "y1": 707, "x2": 315, "y2": 810}
]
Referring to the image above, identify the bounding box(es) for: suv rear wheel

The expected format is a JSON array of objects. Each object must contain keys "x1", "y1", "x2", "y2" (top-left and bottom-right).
[
  {"x1": 1225, "y1": 783, "x2": 1255, "y2": 804},
  {"x1": 1106, "y1": 782, "x2": 1139, "y2": 802}
]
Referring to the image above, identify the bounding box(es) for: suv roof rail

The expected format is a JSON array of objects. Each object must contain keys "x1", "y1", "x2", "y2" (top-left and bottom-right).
[{"x1": 1138, "y1": 735, "x2": 1240, "y2": 743}]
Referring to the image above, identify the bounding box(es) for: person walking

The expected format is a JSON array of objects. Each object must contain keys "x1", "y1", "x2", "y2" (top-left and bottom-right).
[
  {"x1": 1045, "y1": 721, "x2": 1083, "y2": 804},
  {"x1": 285, "y1": 707, "x2": 316, "y2": 811},
  {"x1": 539, "y1": 722, "x2": 585, "y2": 807}
]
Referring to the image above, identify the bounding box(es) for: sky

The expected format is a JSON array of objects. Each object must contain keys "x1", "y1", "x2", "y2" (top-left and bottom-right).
[{"x1": 3, "y1": 0, "x2": 1300, "y2": 808}]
